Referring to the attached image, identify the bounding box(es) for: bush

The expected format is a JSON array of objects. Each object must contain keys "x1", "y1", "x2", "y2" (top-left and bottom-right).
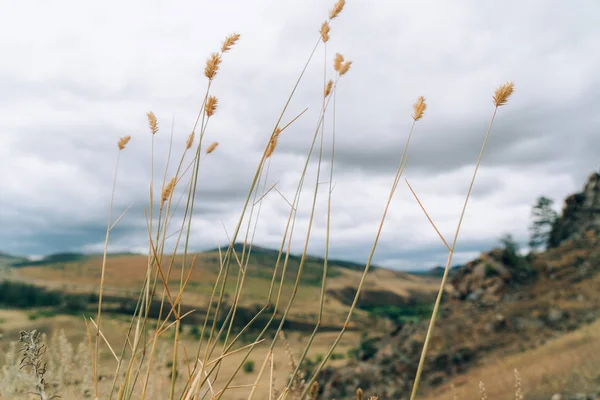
[
  {"x1": 190, "y1": 325, "x2": 201, "y2": 340},
  {"x1": 243, "y1": 360, "x2": 255, "y2": 374}
]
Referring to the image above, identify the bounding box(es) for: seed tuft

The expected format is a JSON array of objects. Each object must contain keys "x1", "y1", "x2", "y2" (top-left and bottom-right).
[
  {"x1": 356, "y1": 388, "x2": 363, "y2": 400},
  {"x1": 265, "y1": 128, "x2": 282, "y2": 159},
  {"x1": 186, "y1": 132, "x2": 194, "y2": 150},
  {"x1": 147, "y1": 112, "x2": 158, "y2": 135},
  {"x1": 324, "y1": 80, "x2": 334, "y2": 97},
  {"x1": 329, "y1": 0, "x2": 345, "y2": 19},
  {"x1": 205, "y1": 96, "x2": 218, "y2": 117},
  {"x1": 334, "y1": 53, "x2": 344, "y2": 72},
  {"x1": 221, "y1": 33, "x2": 241, "y2": 53},
  {"x1": 117, "y1": 136, "x2": 131, "y2": 150},
  {"x1": 339, "y1": 60, "x2": 352, "y2": 76},
  {"x1": 493, "y1": 81, "x2": 515, "y2": 107},
  {"x1": 320, "y1": 21, "x2": 330, "y2": 43},
  {"x1": 205, "y1": 53, "x2": 222, "y2": 80},
  {"x1": 161, "y1": 177, "x2": 177, "y2": 206},
  {"x1": 206, "y1": 141, "x2": 219, "y2": 154},
  {"x1": 412, "y1": 96, "x2": 427, "y2": 121}
]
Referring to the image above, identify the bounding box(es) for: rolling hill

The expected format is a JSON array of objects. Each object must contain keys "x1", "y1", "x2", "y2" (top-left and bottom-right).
[{"x1": 3, "y1": 243, "x2": 442, "y2": 330}]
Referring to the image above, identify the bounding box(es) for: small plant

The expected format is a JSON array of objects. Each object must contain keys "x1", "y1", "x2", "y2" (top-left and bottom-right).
[
  {"x1": 189, "y1": 325, "x2": 201, "y2": 340},
  {"x1": 18, "y1": 329, "x2": 59, "y2": 399},
  {"x1": 243, "y1": 360, "x2": 255, "y2": 374}
]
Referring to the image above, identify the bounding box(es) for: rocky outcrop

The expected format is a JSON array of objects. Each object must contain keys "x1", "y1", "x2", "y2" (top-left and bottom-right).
[
  {"x1": 550, "y1": 171, "x2": 600, "y2": 247},
  {"x1": 449, "y1": 248, "x2": 513, "y2": 303}
]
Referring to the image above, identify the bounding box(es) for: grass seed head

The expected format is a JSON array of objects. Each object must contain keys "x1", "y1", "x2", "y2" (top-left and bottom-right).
[
  {"x1": 309, "y1": 382, "x2": 319, "y2": 400},
  {"x1": 117, "y1": 136, "x2": 131, "y2": 150},
  {"x1": 329, "y1": 0, "x2": 345, "y2": 19},
  {"x1": 493, "y1": 80, "x2": 515, "y2": 107},
  {"x1": 356, "y1": 388, "x2": 363, "y2": 400},
  {"x1": 205, "y1": 96, "x2": 218, "y2": 117},
  {"x1": 334, "y1": 53, "x2": 344, "y2": 72},
  {"x1": 514, "y1": 369, "x2": 523, "y2": 400},
  {"x1": 412, "y1": 96, "x2": 427, "y2": 121},
  {"x1": 320, "y1": 21, "x2": 330, "y2": 43},
  {"x1": 221, "y1": 33, "x2": 240, "y2": 53},
  {"x1": 479, "y1": 381, "x2": 488, "y2": 400},
  {"x1": 339, "y1": 60, "x2": 352, "y2": 75},
  {"x1": 205, "y1": 52, "x2": 222, "y2": 80},
  {"x1": 186, "y1": 132, "x2": 194, "y2": 150},
  {"x1": 266, "y1": 128, "x2": 282, "y2": 158},
  {"x1": 161, "y1": 177, "x2": 176, "y2": 206},
  {"x1": 324, "y1": 79, "x2": 334, "y2": 97},
  {"x1": 206, "y1": 141, "x2": 219, "y2": 154},
  {"x1": 147, "y1": 112, "x2": 158, "y2": 135}
]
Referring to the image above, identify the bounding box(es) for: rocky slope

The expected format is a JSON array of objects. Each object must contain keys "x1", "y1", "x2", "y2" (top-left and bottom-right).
[{"x1": 317, "y1": 171, "x2": 600, "y2": 399}]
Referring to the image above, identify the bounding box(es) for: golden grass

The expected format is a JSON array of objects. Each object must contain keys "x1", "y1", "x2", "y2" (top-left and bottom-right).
[
  {"x1": 0, "y1": 310, "x2": 359, "y2": 400},
  {"x1": 206, "y1": 141, "x2": 219, "y2": 154},
  {"x1": 412, "y1": 96, "x2": 427, "y2": 121},
  {"x1": 146, "y1": 111, "x2": 158, "y2": 135},
  {"x1": 329, "y1": 0, "x2": 345, "y2": 20},
  {"x1": 3, "y1": 1, "x2": 526, "y2": 398},
  {"x1": 493, "y1": 81, "x2": 515, "y2": 107},
  {"x1": 185, "y1": 131, "x2": 194, "y2": 150},
  {"x1": 205, "y1": 95, "x2": 218, "y2": 117},
  {"x1": 320, "y1": 21, "x2": 330, "y2": 43},
  {"x1": 204, "y1": 52, "x2": 222, "y2": 80},
  {"x1": 221, "y1": 33, "x2": 241, "y2": 53},
  {"x1": 161, "y1": 177, "x2": 177, "y2": 206},
  {"x1": 117, "y1": 136, "x2": 131, "y2": 150},
  {"x1": 422, "y1": 318, "x2": 600, "y2": 400}
]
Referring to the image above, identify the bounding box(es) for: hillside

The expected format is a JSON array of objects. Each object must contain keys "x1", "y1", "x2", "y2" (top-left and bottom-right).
[
  {"x1": 3, "y1": 244, "x2": 440, "y2": 330},
  {"x1": 318, "y1": 171, "x2": 600, "y2": 399}
]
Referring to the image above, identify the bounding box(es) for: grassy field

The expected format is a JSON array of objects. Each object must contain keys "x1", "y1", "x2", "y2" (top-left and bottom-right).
[
  {"x1": 422, "y1": 318, "x2": 600, "y2": 400},
  {"x1": 0, "y1": 308, "x2": 360, "y2": 400}
]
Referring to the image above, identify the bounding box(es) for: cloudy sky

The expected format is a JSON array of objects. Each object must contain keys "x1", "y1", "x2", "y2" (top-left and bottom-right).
[{"x1": 1, "y1": 0, "x2": 599, "y2": 270}]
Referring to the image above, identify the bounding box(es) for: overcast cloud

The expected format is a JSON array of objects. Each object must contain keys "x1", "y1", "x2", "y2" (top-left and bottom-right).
[{"x1": 1, "y1": 0, "x2": 599, "y2": 269}]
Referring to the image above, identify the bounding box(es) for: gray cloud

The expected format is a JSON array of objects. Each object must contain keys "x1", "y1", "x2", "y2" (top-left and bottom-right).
[{"x1": 1, "y1": 0, "x2": 599, "y2": 269}]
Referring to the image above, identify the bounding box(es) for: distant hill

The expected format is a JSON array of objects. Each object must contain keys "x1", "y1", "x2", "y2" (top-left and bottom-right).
[
  {"x1": 8, "y1": 242, "x2": 441, "y2": 330},
  {"x1": 0, "y1": 251, "x2": 27, "y2": 266},
  {"x1": 208, "y1": 242, "x2": 385, "y2": 272},
  {"x1": 10, "y1": 252, "x2": 87, "y2": 267}
]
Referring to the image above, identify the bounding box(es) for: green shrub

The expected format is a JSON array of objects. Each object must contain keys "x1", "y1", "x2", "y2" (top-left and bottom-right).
[
  {"x1": 190, "y1": 325, "x2": 201, "y2": 340},
  {"x1": 243, "y1": 360, "x2": 255, "y2": 374}
]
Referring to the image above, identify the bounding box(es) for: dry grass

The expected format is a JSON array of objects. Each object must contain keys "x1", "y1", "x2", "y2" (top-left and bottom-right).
[
  {"x1": 1, "y1": 0, "x2": 524, "y2": 399},
  {"x1": 0, "y1": 311, "x2": 359, "y2": 399},
  {"x1": 422, "y1": 319, "x2": 600, "y2": 400}
]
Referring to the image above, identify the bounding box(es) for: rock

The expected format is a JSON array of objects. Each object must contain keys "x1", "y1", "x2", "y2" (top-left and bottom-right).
[
  {"x1": 552, "y1": 394, "x2": 563, "y2": 400},
  {"x1": 513, "y1": 317, "x2": 544, "y2": 332},
  {"x1": 547, "y1": 308, "x2": 566, "y2": 323},
  {"x1": 549, "y1": 171, "x2": 600, "y2": 247},
  {"x1": 467, "y1": 288, "x2": 484, "y2": 302},
  {"x1": 428, "y1": 372, "x2": 445, "y2": 386}
]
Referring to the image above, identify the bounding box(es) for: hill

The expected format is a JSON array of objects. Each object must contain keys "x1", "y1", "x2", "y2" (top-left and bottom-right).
[
  {"x1": 5, "y1": 243, "x2": 441, "y2": 330},
  {"x1": 318, "y1": 170, "x2": 600, "y2": 399},
  {"x1": 0, "y1": 251, "x2": 27, "y2": 268}
]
